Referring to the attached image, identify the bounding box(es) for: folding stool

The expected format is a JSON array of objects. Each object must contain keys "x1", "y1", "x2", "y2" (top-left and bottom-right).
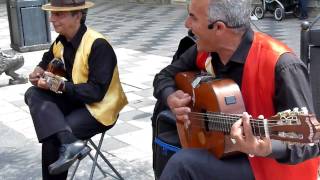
[{"x1": 69, "y1": 131, "x2": 124, "y2": 180}]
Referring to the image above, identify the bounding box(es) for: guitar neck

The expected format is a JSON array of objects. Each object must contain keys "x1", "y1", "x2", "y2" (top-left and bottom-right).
[
  {"x1": 191, "y1": 112, "x2": 267, "y2": 137},
  {"x1": 175, "y1": 71, "x2": 320, "y2": 145}
]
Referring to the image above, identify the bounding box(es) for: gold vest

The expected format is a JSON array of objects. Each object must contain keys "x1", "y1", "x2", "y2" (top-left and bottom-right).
[{"x1": 53, "y1": 28, "x2": 128, "y2": 126}]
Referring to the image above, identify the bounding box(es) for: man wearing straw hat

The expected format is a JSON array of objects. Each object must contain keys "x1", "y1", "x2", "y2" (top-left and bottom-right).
[{"x1": 24, "y1": 0, "x2": 127, "y2": 179}]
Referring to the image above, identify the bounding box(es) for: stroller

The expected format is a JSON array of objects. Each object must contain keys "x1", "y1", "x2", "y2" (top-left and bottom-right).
[{"x1": 253, "y1": 0, "x2": 300, "y2": 21}]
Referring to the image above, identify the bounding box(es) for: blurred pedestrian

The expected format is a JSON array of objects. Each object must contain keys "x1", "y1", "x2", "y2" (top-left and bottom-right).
[{"x1": 299, "y1": 0, "x2": 309, "y2": 19}]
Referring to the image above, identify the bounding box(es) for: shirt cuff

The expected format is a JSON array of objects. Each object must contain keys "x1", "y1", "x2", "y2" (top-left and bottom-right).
[
  {"x1": 37, "y1": 64, "x2": 46, "y2": 70},
  {"x1": 268, "y1": 140, "x2": 289, "y2": 160},
  {"x1": 161, "y1": 87, "x2": 176, "y2": 106},
  {"x1": 64, "y1": 82, "x2": 74, "y2": 95}
]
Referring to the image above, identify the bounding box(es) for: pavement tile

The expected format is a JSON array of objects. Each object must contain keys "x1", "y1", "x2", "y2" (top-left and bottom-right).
[
  {"x1": 99, "y1": 136, "x2": 130, "y2": 152},
  {"x1": 114, "y1": 128, "x2": 153, "y2": 153},
  {"x1": 109, "y1": 145, "x2": 151, "y2": 163},
  {"x1": 125, "y1": 92, "x2": 145, "y2": 102},
  {"x1": 105, "y1": 122, "x2": 141, "y2": 136},
  {"x1": 118, "y1": 110, "x2": 152, "y2": 121},
  {"x1": 127, "y1": 119, "x2": 151, "y2": 129},
  {"x1": 139, "y1": 105, "x2": 156, "y2": 114},
  {"x1": 129, "y1": 98, "x2": 156, "y2": 109}
]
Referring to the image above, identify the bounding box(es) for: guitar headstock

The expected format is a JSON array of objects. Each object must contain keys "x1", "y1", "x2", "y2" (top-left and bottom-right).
[{"x1": 268, "y1": 108, "x2": 320, "y2": 144}]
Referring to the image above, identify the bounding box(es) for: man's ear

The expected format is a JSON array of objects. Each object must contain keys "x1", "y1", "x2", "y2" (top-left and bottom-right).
[{"x1": 215, "y1": 21, "x2": 226, "y2": 31}]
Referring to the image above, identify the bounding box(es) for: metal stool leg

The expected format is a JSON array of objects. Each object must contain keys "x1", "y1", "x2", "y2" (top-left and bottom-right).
[
  {"x1": 69, "y1": 159, "x2": 81, "y2": 180},
  {"x1": 87, "y1": 152, "x2": 107, "y2": 177},
  {"x1": 89, "y1": 138, "x2": 124, "y2": 180},
  {"x1": 88, "y1": 132, "x2": 105, "y2": 180},
  {"x1": 69, "y1": 132, "x2": 124, "y2": 180},
  {"x1": 70, "y1": 140, "x2": 89, "y2": 180}
]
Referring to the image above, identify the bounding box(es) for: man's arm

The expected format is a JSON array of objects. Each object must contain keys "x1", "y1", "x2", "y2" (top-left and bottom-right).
[
  {"x1": 153, "y1": 44, "x2": 198, "y2": 106},
  {"x1": 38, "y1": 44, "x2": 55, "y2": 70},
  {"x1": 269, "y1": 52, "x2": 319, "y2": 164},
  {"x1": 230, "y1": 52, "x2": 320, "y2": 164},
  {"x1": 28, "y1": 42, "x2": 55, "y2": 86}
]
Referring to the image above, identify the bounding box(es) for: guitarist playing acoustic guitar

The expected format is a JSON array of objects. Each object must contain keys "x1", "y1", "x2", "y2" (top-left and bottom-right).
[{"x1": 153, "y1": 0, "x2": 320, "y2": 180}]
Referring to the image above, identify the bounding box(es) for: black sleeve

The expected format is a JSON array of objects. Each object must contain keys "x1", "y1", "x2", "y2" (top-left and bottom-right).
[
  {"x1": 153, "y1": 45, "x2": 199, "y2": 106},
  {"x1": 38, "y1": 43, "x2": 55, "y2": 69},
  {"x1": 270, "y1": 52, "x2": 320, "y2": 164},
  {"x1": 171, "y1": 36, "x2": 196, "y2": 63},
  {"x1": 64, "y1": 38, "x2": 116, "y2": 104},
  {"x1": 274, "y1": 53, "x2": 314, "y2": 113}
]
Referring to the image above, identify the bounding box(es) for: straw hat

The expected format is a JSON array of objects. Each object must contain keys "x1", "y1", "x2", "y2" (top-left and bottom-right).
[{"x1": 42, "y1": 0, "x2": 94, "y2": 11}]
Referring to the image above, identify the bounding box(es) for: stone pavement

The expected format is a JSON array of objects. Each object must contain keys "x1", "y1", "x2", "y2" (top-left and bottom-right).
[{"x1": 0, "y1": 0, "x2": 318, "y2": 179}]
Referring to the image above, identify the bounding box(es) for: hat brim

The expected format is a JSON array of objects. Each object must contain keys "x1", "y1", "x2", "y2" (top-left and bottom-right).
[{"x1": 42, "y1": 1, "x2": 94, "y2": 11}]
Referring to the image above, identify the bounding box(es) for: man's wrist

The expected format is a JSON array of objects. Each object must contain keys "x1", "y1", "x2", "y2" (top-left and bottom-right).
[
  {"x1": 44, "y1": 74, "x2": 64, "y2": 93},
  {"x1": 58, "y1": 80, "x2": 65, "y2": 92},
  {"x1": 162, "y1": 87, "x2": 176, "y2": 106}
]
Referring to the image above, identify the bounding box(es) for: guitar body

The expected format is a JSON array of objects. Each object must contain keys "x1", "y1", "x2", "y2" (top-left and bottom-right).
[
  {"x1": 175, "y1": 72, "x2": 246, "y2": 158},
  {"x1": 47, "y1": 58, "x2": 66, "y2": 77}
]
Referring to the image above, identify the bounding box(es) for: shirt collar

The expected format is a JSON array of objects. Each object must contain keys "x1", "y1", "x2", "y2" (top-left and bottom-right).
[
  {"x1": 228, "y1": 28, "x2": 254, "y2": 64},
  {"x1": 56, "y1": 24, "x2": 87, "y2": 49}
]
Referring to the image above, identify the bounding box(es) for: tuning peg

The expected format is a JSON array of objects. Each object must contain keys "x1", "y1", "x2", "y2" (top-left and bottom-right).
[
  {"x1": 283, "y1": 109, "x2": 291, "y2": 113},
  {"x1": 277, "y1": 109, "x2": 291, "y2": 116},
  {"x1": 300, "y1": 107, "x2": 308, "y2": 115}
]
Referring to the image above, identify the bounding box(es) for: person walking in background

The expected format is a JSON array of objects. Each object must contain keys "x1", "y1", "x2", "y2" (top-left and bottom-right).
[
  {"x1": 24, "y1": 0, "x2": 127, "y2": 179},
  {"x1": 299, "y1": 0, "x2": 309, "y2": 19}
]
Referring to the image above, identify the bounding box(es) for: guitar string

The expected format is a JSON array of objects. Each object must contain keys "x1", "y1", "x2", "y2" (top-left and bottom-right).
[
  {"x1": 189, "y1": 112, "x2": 282, "y2": 123},
  {"x1": 189, "y1": 114, "x2": 279, "y2": 125},
  {"x1": 189, "y1": 111, "x2": 301, "y2": 122},
  {"x1": 185, "y1": 114, "x2": 281, "y2": 135},
  {"x1": 181, "y1": 115, "x2": 272, "y2": 135},
  {"x1": 188, "y1": 113, "x2": 280, "y2": 127},
  {"x1": 180, "y1": 121, "x2": 274, "y2": 130},
  {"x1": 178, "y1": 121, "x2": 269, "y2": 135}
]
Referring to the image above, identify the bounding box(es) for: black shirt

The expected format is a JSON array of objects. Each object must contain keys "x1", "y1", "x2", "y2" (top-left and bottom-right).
[
  {"x1": 38, "y1": 24, "x2": 117, "y2": 104},
  {"x1": 153, "y1": 28, "x2": 316, "y2": 164}
]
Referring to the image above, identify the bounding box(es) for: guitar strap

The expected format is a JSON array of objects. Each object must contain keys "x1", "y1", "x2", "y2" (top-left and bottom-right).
[
  {"x1": 60, "y1": 47, "x2": 66, "y2": 70},
  {"x1": 196, "y1": 51, "x2": 216, "y2": 78},
  {"x1": 204, "y1": 55, "x2": 216, "y2": 78}
]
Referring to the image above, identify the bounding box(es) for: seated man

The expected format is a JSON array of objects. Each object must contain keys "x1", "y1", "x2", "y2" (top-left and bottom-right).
[
  {"x1": 151, "y1": 30, "x2": 197, "y2": 179},
  {"x1": 153, "y1": 0, "x2": 320, "y2": 179},
  {"x1": 24, "y1": 0, "x2": 127, "y2": 179}
]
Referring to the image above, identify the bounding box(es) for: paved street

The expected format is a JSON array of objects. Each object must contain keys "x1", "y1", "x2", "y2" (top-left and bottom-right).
[{"x1": 0, "y1": 0, "x2": 318, "y2": 179}]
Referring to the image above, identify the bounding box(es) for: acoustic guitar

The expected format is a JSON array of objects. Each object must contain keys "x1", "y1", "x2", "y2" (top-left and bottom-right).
[
  {"x1": 43, "y1": 58, "x2": 66, "y2": 93},
  {"x1": 46, "y1": 58, "x2": 66, "y2": 77},
  {"x1": 175, "y1": 71, "x2": 320, "y2": 158}
]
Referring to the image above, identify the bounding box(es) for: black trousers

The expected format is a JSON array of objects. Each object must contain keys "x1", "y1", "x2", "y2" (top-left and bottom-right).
[
  {"x1": 25, "y1": 86, "x2": 112, "y2": 180},
  {"x1": 160, "y1": 149, "x2": 254, "y2": 180}
]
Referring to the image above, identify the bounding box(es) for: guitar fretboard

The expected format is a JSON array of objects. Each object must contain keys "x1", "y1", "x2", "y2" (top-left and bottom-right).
[{"x1": 190, "y1": 112, "x2": 267, "y2": 137}]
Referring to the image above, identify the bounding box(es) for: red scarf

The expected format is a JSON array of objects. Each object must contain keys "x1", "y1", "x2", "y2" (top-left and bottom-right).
[{"x1": 242, "y1": 32, "x2": 319, "y2": 180}]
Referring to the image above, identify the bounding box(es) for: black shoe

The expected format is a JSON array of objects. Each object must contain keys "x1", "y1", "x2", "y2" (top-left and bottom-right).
[{"x1": 48, "y1": 140, "x2": 91, "y2": 175}]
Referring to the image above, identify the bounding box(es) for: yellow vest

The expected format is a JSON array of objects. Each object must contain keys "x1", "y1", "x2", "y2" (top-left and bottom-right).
[{"x1": 52, "y1": 28, "x2": 128, "y2": 126}]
